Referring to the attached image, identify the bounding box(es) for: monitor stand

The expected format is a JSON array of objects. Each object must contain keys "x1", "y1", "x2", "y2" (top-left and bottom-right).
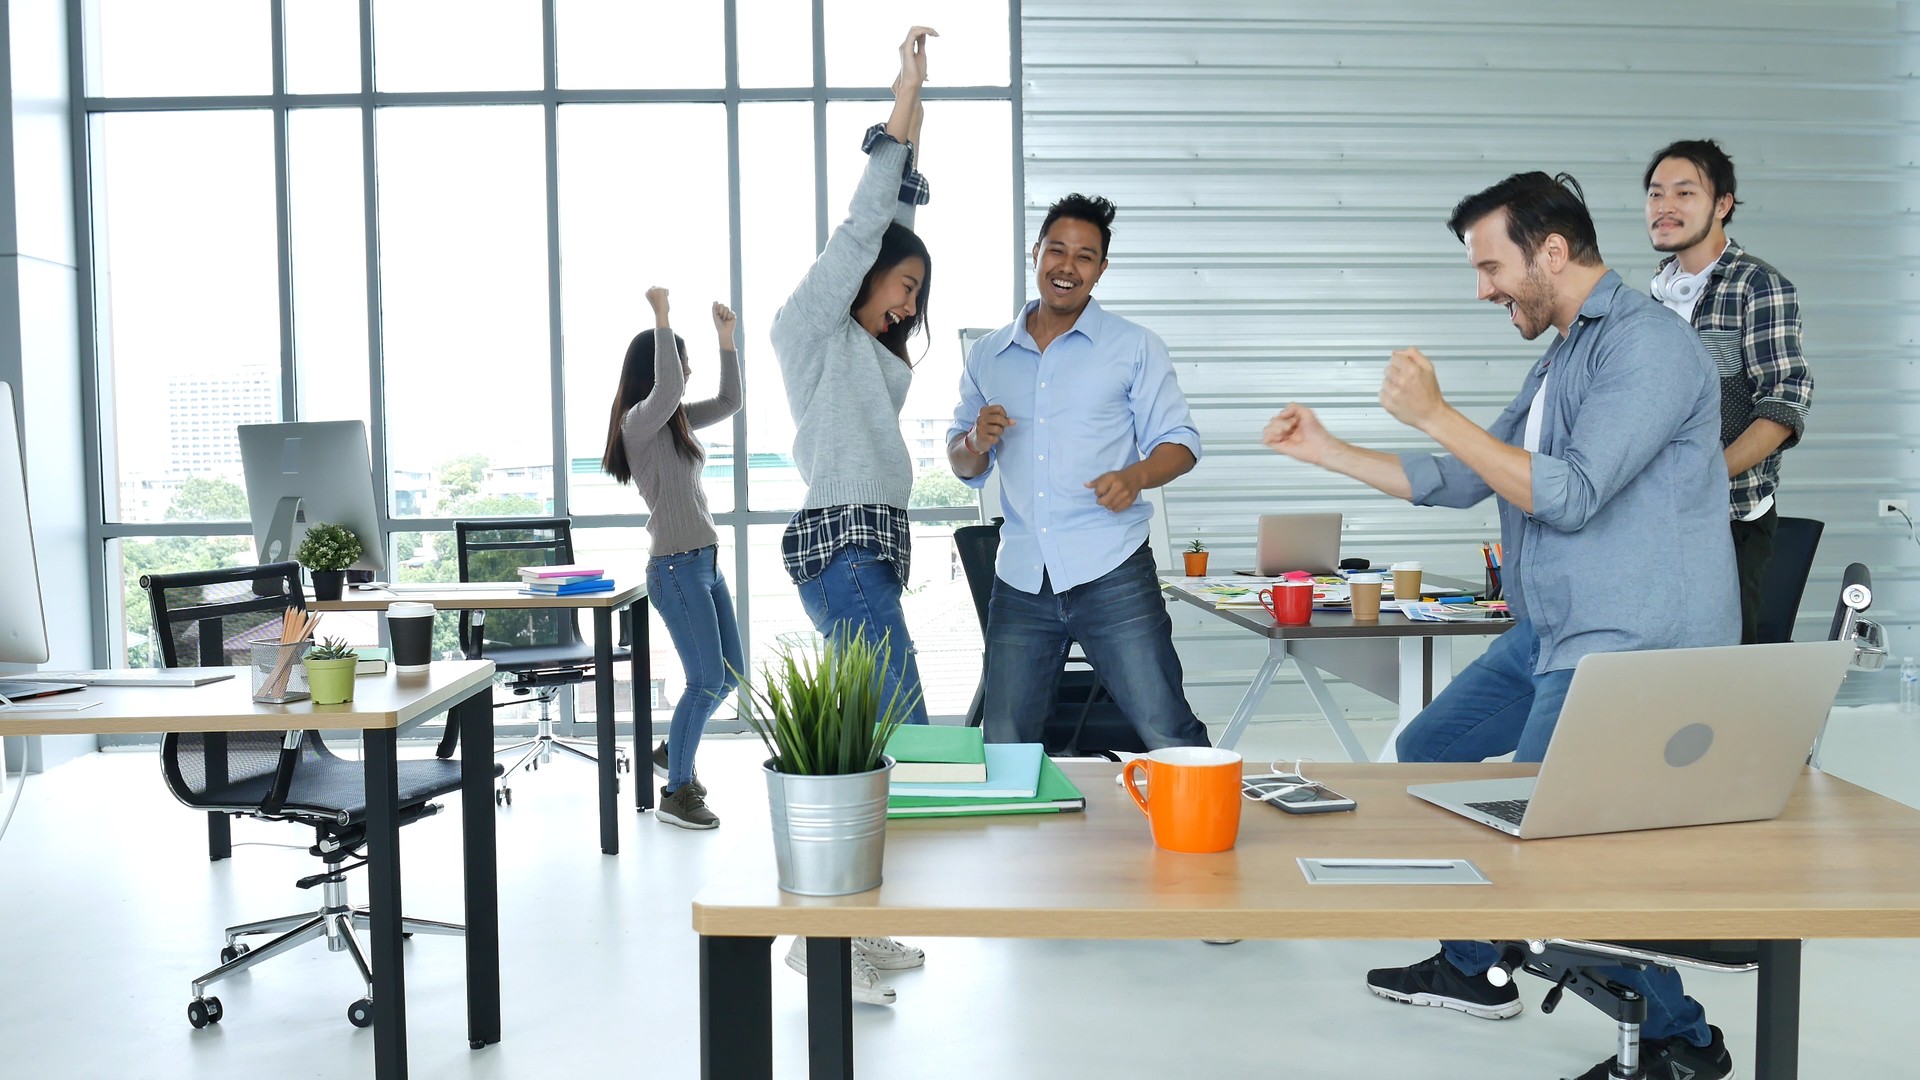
[
  {"x1": 258, "y1": 495, "x2": 306, "y2": 565},
  {"x1": 0, "y1": 680, "x2": 98, "y2": 712}
]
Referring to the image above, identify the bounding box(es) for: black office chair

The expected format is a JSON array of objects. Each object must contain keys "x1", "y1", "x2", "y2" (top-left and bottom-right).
[
  {"x1": 141, "y1": 562, "x2": 468, "y2": 1031},
  {"x1": 454, "y1": 517, "x2": 631, "y2": 804},
  {"x1": 1752, "y1": 516, "x2": 1823, "y2": 644},
  {"x1": 1488, "y1": 563, "x2": 1890, "y2": 1077},
  {"x1": 952, "y1": 520, "x2": 1143, "y2": 756}
]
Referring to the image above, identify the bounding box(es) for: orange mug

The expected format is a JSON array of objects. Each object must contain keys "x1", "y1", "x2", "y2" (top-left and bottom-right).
[{"x1": 1122, "y1": 747, "x2": 1244, "y2": 853}]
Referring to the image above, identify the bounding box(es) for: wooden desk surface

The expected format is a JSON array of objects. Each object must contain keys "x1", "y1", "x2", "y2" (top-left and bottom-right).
[
  {"x1": 692, "y1": 762, "x2": 1920, "y2": 942},
  {"x1": 311, "y1": 582, "x2": 646, "y2": 612},
  {"x1": 1162, "y1": 575, "x2": 1510, "y2": 640},
  {"x1": 0, "y1": 660, "x2": 495, "y2": 736}
]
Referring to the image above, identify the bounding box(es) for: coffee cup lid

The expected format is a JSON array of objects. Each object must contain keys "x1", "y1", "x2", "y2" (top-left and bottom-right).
[
  {"x1": 1348, "y1": 573, "x2": 1383, "y2": 584},
  {"x1": 387, "y1": 601, "x2": 436, "y2": 617},
  {"x1": 1390, "y1": 561, "x2": 1423, "y2": 571}
]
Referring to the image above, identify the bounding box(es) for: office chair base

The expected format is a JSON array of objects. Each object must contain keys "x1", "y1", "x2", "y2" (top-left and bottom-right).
[{"x1": 494, "y1": 730, "x2": 630, "y2": 806}]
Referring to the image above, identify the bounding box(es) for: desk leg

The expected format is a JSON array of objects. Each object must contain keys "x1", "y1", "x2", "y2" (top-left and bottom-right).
[
  {"x1": 806, "y1": 937, "x2": 855, "y2": 1079},
  {"x1": 1754, "y1": 939, "x2": 1801, "y2": 1080},
  {"x1": 458, "y1": 689, "x2": 501, "y2": 1049},
  {"x1": 633, "y1": 599, "x2": 653, "y2": 812},
  {"x1": 1379, "y1": 638, "x2": 1431, "y2": 762},
  {"x1": 1214, "y1": 641, "x2": 1287, "y2": 750},
  {"x1": 362, "y1": 729, "x2": 409, "y2": 1080},
  {"x1": 701, "y1": 935, "x2": 773, "y2": 1080},
  {"x1": 593, "y1": 607, "x2": 619, "y2": 855},
  {"x1": 1294, "y1": 659, "x2": 1367, "y2": 762},
  {"x1": 206, "y1": 732, "x2": 232, "y2": 860}
]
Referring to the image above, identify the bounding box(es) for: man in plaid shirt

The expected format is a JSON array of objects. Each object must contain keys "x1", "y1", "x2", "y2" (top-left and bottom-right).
[{"x1": 1645, "y1": 139, "x2": 1813, "y2": 643}]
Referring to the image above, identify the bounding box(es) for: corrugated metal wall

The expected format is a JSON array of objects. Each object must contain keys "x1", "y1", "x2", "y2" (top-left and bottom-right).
[{"x1": 1022, "y1": 0, "x2": 1920, "y2": 722}]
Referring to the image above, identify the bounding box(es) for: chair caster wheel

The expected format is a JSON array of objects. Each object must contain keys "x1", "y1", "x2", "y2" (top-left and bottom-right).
[
  {"x1": 220, "y1": 943, "x2": 250, "y2": 964},
  {"x1": 348, "y1": 998, "x2": 374, "y2": 1028},
  {"x1": 188, "y1": 996, "x2": 223, "y2": 1029},
  {"x1": 496, "y1": 787, "x2": 512, "y2": 806}
]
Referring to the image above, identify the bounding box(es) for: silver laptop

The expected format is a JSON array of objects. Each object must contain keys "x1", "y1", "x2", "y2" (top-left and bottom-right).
[
  {"x1": 1252, "y1": 512, "x2": 1342, "y2": 576},
  {"x1": 1408, "y1": 641, "x2": 1853, "y2": 840}
]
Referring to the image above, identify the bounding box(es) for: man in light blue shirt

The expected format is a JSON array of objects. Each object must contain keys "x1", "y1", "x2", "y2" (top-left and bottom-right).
[{"x1": 948, "y1": 193, "x2": 1209, "y2": 749}]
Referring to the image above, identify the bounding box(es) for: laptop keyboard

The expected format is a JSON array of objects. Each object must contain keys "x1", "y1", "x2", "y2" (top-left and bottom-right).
[{"x1": 1466, "y1": 799, "x2": 1530, "y2": 826}]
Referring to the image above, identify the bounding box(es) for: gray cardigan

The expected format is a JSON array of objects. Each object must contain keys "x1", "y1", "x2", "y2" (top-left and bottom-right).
[
  {"x1": 770, "y1": 138, "x2": 918, "y2": 510},
  {"x1": 619, "y1": 329, "x2": 742, "y2": 557}
]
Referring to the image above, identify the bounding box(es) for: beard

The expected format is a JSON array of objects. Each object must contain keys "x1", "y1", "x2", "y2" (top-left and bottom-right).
[
  {"x1": 1651, "y1": 216, "x2": 1715, "y2": 254},
  {"x1": 1509, "y1": 263, "x2": 1558, "y2": 341}
]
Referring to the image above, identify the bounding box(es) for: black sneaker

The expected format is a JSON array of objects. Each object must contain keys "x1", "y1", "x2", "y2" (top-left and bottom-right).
[
  {"x1": 1567, "y1": 1025, "x2": 1734, "y2": 1080},
  {"x1": 651, "y1": 740, "x2": 706, "y2": 798},
  {"x1": 1365, "y1": 950, "x2": 1523, "y2": 1020},
  {"x1": 656, "y1": 783, "x2": 719, "y2": 830}
]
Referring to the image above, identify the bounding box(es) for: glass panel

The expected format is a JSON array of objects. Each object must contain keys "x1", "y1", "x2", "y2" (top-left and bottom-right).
[
  {"x1": 93, "y1": 112, "x2": 280, "y2": 525},
  {"x1": 92, "y1": 0, "x2": 271, "y2": 97},
  {"x1": 825, "y1": 101, "x2": 1009, "y2": 505},
  {"x1": 371, "y1": 0, "x2": 543, "y2": 92},
  {"x1": 736, "y1": 0, "x2": 813, "y2": 88},
  {"x1": 113, "y1": 534, "x2": 259, "y2": 668},
  {"x1": 556, "y1": 104, "x2": 733, "y2": 516},
  {"x1": 574, "y1": 526, "x2": 735, "y2": 733},
  {"x1": 285, "y1": 0, "x2": 364, "y2": 94},
  {"x1": 289, "y1": 109, "x2": 370, "y2": 428},
  {"x1": 823, "y1": 0, "x2": 1009, "y2": 88},
  {"x1": 376, "y1": 106, "x2": 551, "y2": 518},
  {"x1": 556, "y1": 0, "x2": 722, "y2": 89},
  {"x1": 738, "y1": 102, "x2": 814, "y2": 510}
]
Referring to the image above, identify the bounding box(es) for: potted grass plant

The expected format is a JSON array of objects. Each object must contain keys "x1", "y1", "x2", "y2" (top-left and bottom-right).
[
  {"x1": 302, "y1": 635, "x2": 360, "y2": 705},
  {"x1": 738, "y1": 628, "x2": 921, "y2": 896},
  {"x1": 295, "y1": 522, "x2": 363, "y2": 602},
  {"x1": 1184, "y1": 538, "x2": 1209, "y2": 577}
]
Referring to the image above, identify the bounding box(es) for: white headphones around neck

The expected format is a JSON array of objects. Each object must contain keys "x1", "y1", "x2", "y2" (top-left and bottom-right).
[{"x1": 1651, "y1": 265, "x2": 1703, "y2": 305}]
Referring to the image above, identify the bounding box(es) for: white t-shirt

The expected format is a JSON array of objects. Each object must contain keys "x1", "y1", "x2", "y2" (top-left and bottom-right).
[{"x1": 1522, "y1": 376, "x2": 1550, "y2": 454}]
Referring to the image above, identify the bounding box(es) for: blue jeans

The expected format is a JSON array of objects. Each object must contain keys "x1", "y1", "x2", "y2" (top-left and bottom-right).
[
  {"x1": 796, "y1": 545, "x2": 931, "y2": 725},
  {"x1": 983, "y1": 543, "x2": 1209, "y2": 749},
  {"x1": 646, "y1": 547, "x2": 743, "y2": 792},
  {"x1": 1405, "y1": 620, "x2": 1711, "y2": 1045}
]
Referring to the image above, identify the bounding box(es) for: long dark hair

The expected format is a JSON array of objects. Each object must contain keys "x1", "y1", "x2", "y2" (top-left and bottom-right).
[
  {"x1": 850, "y1": 222, "x2": 933, "y2": 363},
  {"x1": 601, "y1": 328, "x2": 700, "y2": 485}
]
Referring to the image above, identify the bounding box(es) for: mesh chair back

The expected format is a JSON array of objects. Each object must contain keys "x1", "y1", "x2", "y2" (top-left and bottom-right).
[
  {"x1": 1754, "y1": 516, "x2": 1824, "y2": 645},
  {"x1": 952, "y1": 521, "x2": 1003, "y2": 636},
  {"x1": 139, "y1": 562, "x2": 319, "y2": 810},
  {"x1": 455, "y1": 517, "x2": 584, "y2": 654}
]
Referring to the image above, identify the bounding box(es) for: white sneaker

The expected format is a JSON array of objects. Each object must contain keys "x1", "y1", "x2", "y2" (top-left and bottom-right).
[
  {"x1": 852, "y1": 936, "x2": 926, "y2": 970},
  {"x1": 785, "y1": 937, "x2": 896, "y2": 1006}
]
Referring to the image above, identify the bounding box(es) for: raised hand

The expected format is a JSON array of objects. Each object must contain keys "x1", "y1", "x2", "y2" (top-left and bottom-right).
[
  {"x1": 897, "y1": 26, "x2": 938, "y2": 90},
  {"x1": 968, "y1": 404, "x2": 1014, "y2": 453},
  {"x1": 1262, "y1": 403, "x2": 1335, "y2": 466},
  {"x1": 712, "y1": 301, "x2": 737, "y2": 347},
  {"x1": 646, "y1": 286, "x2": 669, "y2": 324},
  {"x1": 1085, "y1": 468, "x2": 1143, "y2": 513},
  {"x1": 1381, "y1": 347, "x2": 1446, "y2": 430}
]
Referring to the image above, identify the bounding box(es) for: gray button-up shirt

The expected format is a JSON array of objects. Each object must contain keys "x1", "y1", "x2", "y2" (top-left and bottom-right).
[{"x1": 1400, "y1": 270, "x2": 1739, "y2": 673}]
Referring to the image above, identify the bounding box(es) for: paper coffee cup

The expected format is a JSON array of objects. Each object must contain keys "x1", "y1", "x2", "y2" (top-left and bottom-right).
[
  {"x1": 1389, "y1": 562, "x2": 1423, "y2": 602},
  {"x1": 387, "y1": 601, "x2": 436, "y2": 672},
  {"x1": 1348, "y1": 573, "x2": 1383, "y2": 621}
]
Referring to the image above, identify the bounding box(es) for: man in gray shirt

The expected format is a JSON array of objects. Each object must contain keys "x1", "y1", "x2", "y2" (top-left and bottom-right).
[{"x1": 1263, "y1": 172, "x2": 1738, "y2": 1080}]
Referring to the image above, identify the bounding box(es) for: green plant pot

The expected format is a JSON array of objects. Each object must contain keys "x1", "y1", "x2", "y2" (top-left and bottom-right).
[{"x1": 303, "y1": 657, "x2": 358, "y2": 705}]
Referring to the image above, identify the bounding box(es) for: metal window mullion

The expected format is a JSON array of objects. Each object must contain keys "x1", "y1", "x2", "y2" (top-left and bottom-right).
[
  {"x1": 69, "y1": 0, "x2": 112, "y2": 664},
  {"x1": 271, "y1": 0, "x2": 297, "y2": 423},
  {"x1": 542, "y1": 0, "x2": 568, "y2": 519},
  {"x1": 358, "y1": 0, "x2": 396, "y2": 561},
  {"x1": 723, "y1": 0, "x2": 751, "y2": 647},
  {"x1": 1010, "y1": 0, "x2": 1027, "y2": 313},
  {"x1": 811, "y1": 0, "x2": 828, "y2": 255}
]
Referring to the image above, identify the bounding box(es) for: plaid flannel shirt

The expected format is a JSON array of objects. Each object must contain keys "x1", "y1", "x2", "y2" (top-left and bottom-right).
[
  {"x1": 861, "y1": 124, "x2": 931, "y2": 205},
  {"x1": 1658, "y1": 239, "x2": 1813, "y2": 520},
  {"x1": 781, "y1": 504, "x2": 913, "y2": 586}
]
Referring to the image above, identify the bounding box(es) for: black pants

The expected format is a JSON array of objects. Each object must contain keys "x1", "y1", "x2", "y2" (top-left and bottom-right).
[{"x1": 1731, "y1": 507, "x2": 1778, "y2": 645}]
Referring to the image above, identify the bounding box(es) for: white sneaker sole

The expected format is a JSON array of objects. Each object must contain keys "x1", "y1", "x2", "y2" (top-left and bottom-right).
[
  {"x1": 1366, "y1": 984, "x2": 1522, "y2": 1020},
  {"x1": 853, "y1": 943, "x2": 925, "y2": 971},
  {"x1": 784, "y1": 950, "x2": 897, "y2": 1006},
  {"x1": 655, "y1": 808, "x2": 718, "y2": 830}
]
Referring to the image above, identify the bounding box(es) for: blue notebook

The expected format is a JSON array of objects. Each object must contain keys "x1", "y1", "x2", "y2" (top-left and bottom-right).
[
  {"x1": 518, "y1": 578, "x2": 615, "y2": 596},
  {"x1": 888, "y1": 742, "x2": 1044, "y2": 799}
]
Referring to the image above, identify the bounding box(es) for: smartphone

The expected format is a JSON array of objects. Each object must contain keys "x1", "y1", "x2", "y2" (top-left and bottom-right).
[{"x1": 1244, "y1": 774, "x2": 1357, "y2": 814}]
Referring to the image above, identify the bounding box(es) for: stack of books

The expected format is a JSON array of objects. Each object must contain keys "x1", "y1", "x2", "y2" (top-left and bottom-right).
[
  {"x1": 517, "y1": 564, "x2": 615, "y2": 597},
  {"x1": 885, "y1": 725, "x2": 1087, "y2": 819}
]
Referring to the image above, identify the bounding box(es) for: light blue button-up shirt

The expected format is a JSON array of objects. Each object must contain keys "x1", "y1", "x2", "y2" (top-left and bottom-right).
[{"x1": 951, "y1": 298, "x2": 1202, "y2": 593}]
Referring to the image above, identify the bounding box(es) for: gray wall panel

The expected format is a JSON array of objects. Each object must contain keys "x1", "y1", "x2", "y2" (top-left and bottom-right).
[{"x1": 1023, "y1": 0, "x2": 1920, "y2": 725}]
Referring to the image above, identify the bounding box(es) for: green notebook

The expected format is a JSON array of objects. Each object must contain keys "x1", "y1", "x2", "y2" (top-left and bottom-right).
[
  {"x1": 887, "y1": 755, "x2": 1087, "y2": 819},
  {"x1": 885, "y1": 724, "x2": 988, "y2": 784}
]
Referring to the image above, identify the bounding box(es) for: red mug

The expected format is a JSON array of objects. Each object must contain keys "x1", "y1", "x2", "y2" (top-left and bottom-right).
[{"x1": 1259, "y1": 581, "x2": 1313, "y2": 625}]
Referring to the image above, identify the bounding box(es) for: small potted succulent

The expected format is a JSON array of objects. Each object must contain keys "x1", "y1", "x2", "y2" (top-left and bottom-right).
[
  {"x1": 302, "y1": 635, "x2": 360, "y2": 705},
  {"x1": 294, "y1": 521, "x2": 363, "y2": 602},
  {"x1": 1184, "y1": 538, "x2": 1209, "y2": 577}
]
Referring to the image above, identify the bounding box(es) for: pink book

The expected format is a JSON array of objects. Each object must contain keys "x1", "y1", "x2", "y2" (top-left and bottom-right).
[{"x1": 517, "y1": 564, "x2": 603, "y2": 580}]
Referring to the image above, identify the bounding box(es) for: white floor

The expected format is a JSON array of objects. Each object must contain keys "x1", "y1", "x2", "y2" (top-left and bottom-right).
[{"x1": 2, "y1": 708, "x2": 1917, "y2": 1080}]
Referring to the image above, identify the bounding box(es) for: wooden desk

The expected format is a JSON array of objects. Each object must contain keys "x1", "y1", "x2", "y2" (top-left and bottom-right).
[
  {"x1": 1162, "y1": 575, "x2": 1511, "y2": 760},
  {"x1": 0, "y1": 661, "x2": 500, "y2": 1080},
  {"x1": 693, "y1": 761, "x2": 1920, "y2": 1079},
  {"x1": 314, "y1": 582, "x2": 649, "y2": 854}
]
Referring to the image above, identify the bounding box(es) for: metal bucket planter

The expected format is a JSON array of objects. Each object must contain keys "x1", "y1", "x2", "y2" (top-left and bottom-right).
[{"x1": 763, "y1": 756, "x2": 893, "y2": 897}]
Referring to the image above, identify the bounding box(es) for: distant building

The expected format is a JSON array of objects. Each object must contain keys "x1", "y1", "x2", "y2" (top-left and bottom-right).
[{"x1": 167, "y1": 364, "x2": 276, "y2": 478}]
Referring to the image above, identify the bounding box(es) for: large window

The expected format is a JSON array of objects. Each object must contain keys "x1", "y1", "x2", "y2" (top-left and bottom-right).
[{"x1": 84, "y1": 2, "x2": 1019, "y2": 730}]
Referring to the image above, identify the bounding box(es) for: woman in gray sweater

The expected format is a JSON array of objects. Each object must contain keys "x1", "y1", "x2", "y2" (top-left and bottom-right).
[{"x1": 601, "y1": 287, "x2": 742, "y2": 830}]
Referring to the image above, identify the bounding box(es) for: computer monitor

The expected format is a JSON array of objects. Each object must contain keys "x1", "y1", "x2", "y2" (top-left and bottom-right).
[
  {"x1": 0, "y1": 382, "x2": 92, "y2": 710},
  {"x1": 237, "y1": 420, "x2": 387, "y2": 574}
]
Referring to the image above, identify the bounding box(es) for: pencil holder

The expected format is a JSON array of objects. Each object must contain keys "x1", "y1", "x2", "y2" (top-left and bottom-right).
[
  {"x1": 1484, "y1": 567, "x2": 1503, "y2": 602},
  {"x1": 251, "y1": 641, "x2": 312, "y2": 703}
]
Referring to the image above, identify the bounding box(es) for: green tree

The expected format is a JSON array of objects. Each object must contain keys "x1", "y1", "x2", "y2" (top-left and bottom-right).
[
  {"x1": 909, "y1": 470, "x2": 976, "y2": 509},
  {"x1": 122, "y1": 477, "x2": 254, "y2": 667},
  {"x1": 434, "y1": 453, "x2": 489, "y2": 510},
  {"x1": 167, "y1": 476, "x2": 252, "y2": 522}
]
